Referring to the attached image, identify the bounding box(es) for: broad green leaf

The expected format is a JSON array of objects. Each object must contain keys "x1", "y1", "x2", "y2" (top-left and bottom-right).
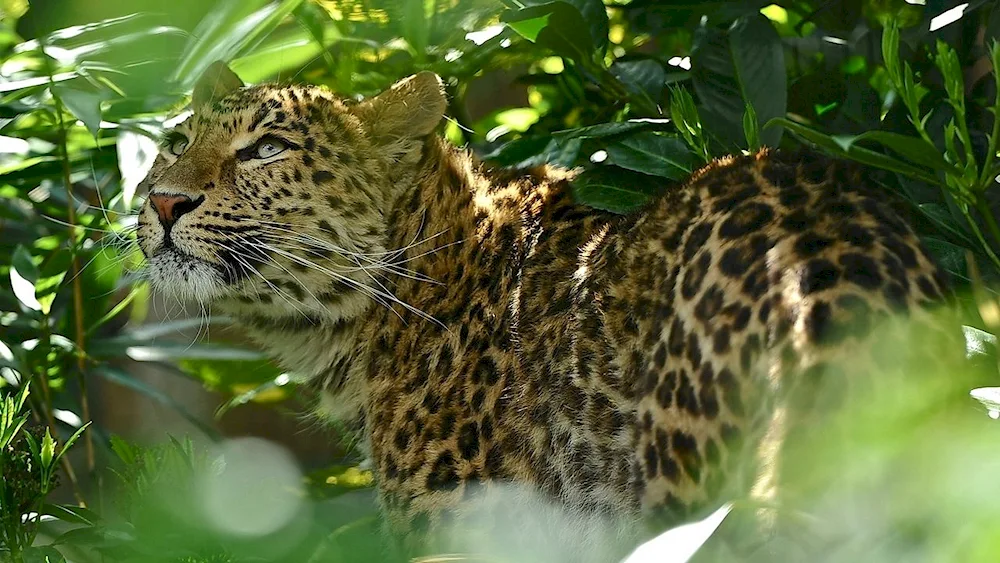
[
  {"x1": 920, "y1": 236, "x2": 968, "y2": 280},
  {"x1": 507, "y1": 14, "x2": 550, "y2": 41},
  {"x1": 611, "y1": 59, "x2": 666, "y2": 105},
  {"x1": 554, "y1": 120, "x2": 664, "y2": 139},
  {"x1": 572, "y1": 166, "x2": 666, "y2": 214},
  {"x1": 216, "y1": 372, "x2": 296, "y2": 417},
  {"x1": 692, "y1": 14, "x2": 785, "y2": 149},
  {"x1": 501, "y1": 0, "x2": 609, "y2": 62},
  {"x1": 918, "y1": 203, "x2": 976, "y2": 247},
  {"x1": 729, "y1": 15, "x2": 785, "y2": 146},
  {"x1": 603, "y1": 132, "x2": 693, "y2": 179},
  {"x1": 41, "y1": 503, "x2": 101, "y2": 527},
  {"x1": 229, "y1": 25, "x2": 326, "y2": 83},
  {"x1": 52, "y1": 84, "x2": 105, "y2": 139},
  {"x1": 180, "y1": 357, "x2": 281, "y2": 391}
]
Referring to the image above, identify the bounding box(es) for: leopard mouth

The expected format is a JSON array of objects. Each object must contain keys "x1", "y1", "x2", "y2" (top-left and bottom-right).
[{"x1": 145, "y1": 247, "x2": 230, "y2": 303}]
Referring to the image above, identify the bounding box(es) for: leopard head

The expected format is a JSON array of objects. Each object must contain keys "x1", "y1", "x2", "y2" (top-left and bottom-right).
[{"x1": 136, "y1": 62, "x2": 447, "y2": 324}]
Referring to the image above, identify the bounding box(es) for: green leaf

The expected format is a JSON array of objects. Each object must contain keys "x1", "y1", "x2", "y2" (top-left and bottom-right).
[
  {"x1": 692, "y1": 14, "x2": 786, "y2": 148},
  {"x1": 400, "y1": 0, "x2": 430, "y2": 57},
  {"x1": 507, "y1": 14, "x2": 550, "y2": 42},
  {"x1": 920, "y1": 236, "x2": 969, "y2": 280},
  {"x1": 54, "y1": 422, "x2": 92, "y2": 466},
  {"x1": 554, "y1": 120, "x2": 663, "y2": 140},
  {"x1": 40, "y1": 427, "x2": 55, "y2": 470},
  {"x1": 109, "y1": 435, "x2": 140, "y2": 466},
  {"x1": 767, "y1": 118, "x2": 942, "y2": 185},
  {"x1": 172, "y1": 0, "x2": 306, "y2": 89},
  {"x1": 842, "y1": 131, "x2": 951, "y2": 171},
  {"x1": 52, "y1": 84, "x2": 105, "y2": 139},
  {"x1": 743, "y1": 101, "x2": 760, "y2": 152},
  {"x1": 90, "y1": 339, "x2": 265, "y2": 362},
  {"x1": 90, "y1": 365, "x2": 220, "y2": 440},
  {"x1": 611, "y1": 59, "x2": 666, "y2": 105},
  {"x1": 41, "y1": 503, "x2": 101, "y2": 527},
  {"x1": 501, "y1": 0, "x2": 609, "y2": 62},
  {"x1": 602, "y1": 132, "x2": 693, "y2": 179},
  {"x1": 35, "y1": 249, "x2": 70, "y2": 316},
  {"x1": 572, "y1": 166, "x2": 667, "y2": 214},
  {"x1": 21, "y1": 546, "x2": 67, "y2": 563},
  {"x1": 918, "y1": 204, "x2": 976, "y2": 247},
  {"x1": 11, "y1": 245, "x2": 41, "y2": 311}
]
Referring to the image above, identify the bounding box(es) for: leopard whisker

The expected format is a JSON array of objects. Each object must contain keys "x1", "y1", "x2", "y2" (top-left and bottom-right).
[
  {"x1": 251, "y1": 232, "x2": 442, "y2": 285},
  {"x1": 214, "y1": 239, "x2": 315, "y2": 323},
  {"x1": 252, "y1": 240, "x2": 443, "y2": 328}
]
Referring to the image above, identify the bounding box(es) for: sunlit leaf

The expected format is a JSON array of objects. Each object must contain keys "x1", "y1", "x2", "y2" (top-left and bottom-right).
[
  {"x1": 621, "y1": 503, "x2": 731, "y2": 563},
  {"x1": 172, "y1": 0, "x2": 306, "y2": 89},
  {"x1": 11, "y1": 245, "x2": 41, "y2": 311},
  {"x1": 53, "y1": 83, "x2": 107, "y2": 139}
]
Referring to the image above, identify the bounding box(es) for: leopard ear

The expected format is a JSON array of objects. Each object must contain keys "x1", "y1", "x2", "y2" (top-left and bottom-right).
[
  {"x1": 193, "y1": 61, "x2": 244, "y2": 109},
  {"x1": 358, "y1": 72, "x2": 446, "y2": 141}
]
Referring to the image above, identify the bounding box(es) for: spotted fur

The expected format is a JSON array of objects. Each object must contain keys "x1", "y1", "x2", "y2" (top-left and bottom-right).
[{"x1": 137, "y1": 64, "x2": 960, "y2": 560}]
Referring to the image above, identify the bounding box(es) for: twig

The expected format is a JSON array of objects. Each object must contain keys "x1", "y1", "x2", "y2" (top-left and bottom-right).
[{"x1": 46, "y1": 62, "x2": 97, "y2": 500}]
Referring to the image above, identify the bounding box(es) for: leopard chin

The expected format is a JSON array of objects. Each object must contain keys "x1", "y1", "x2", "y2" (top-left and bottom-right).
[{"x1": 145, "y1": 248, "x2": 229, "y2": 304}]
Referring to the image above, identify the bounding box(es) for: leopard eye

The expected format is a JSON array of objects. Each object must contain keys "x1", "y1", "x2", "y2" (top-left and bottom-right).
[
  {"x1": 255, "y1": 138, "x2": 287, "y2": 159},
  {"x1": 169, "y1": 136, "x2": 189, "y2": 156}
]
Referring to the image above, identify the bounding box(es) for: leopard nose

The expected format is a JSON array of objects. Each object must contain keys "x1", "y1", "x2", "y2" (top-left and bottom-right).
[{"x1": 148, "y1": 193, "x2": 204, "y2": 226}]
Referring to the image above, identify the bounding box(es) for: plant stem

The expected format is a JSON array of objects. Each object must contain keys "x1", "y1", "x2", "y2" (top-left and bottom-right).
[
  {"x1": 963, "y1": 204, "x2": 1000, "y2": 271},
  {"x1": 976, "y1": 197, "x2": 1000, "y2": 252},
  {"x1": 49, "y1": 78, "x2": 96, "y2": 497}
]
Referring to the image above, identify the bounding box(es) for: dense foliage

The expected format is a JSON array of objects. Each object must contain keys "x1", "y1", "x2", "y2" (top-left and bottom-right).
[{"x1": 2, "y1": 0, "x2": 1000, "y2": 561}]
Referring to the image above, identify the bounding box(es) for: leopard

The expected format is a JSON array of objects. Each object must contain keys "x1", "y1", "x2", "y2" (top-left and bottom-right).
[{"x1": 136, "y1": 61, "x2": 967, "y2": 562}]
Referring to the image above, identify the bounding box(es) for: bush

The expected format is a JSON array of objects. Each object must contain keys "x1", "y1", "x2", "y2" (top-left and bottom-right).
[{"x1": 1, "y1": 0, "x2": 1000, "y2": 561}]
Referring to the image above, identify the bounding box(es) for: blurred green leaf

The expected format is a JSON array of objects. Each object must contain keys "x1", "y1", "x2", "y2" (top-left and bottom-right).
[
  {"x1": 172, "y1": 0, "x2": 306, "y2": 89},
  {"x1": 89, "y1": 365, "x2": 219, "y2": 440},
  {"x1": 41, "y1": 503, "x2": 101, "y2": 527},
  {"x1": 52, "y1": 83, "x2": 106, "y2": 139},
  {"x1": 35, "y1": 249, "x2": 69, "y2": 315}
]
